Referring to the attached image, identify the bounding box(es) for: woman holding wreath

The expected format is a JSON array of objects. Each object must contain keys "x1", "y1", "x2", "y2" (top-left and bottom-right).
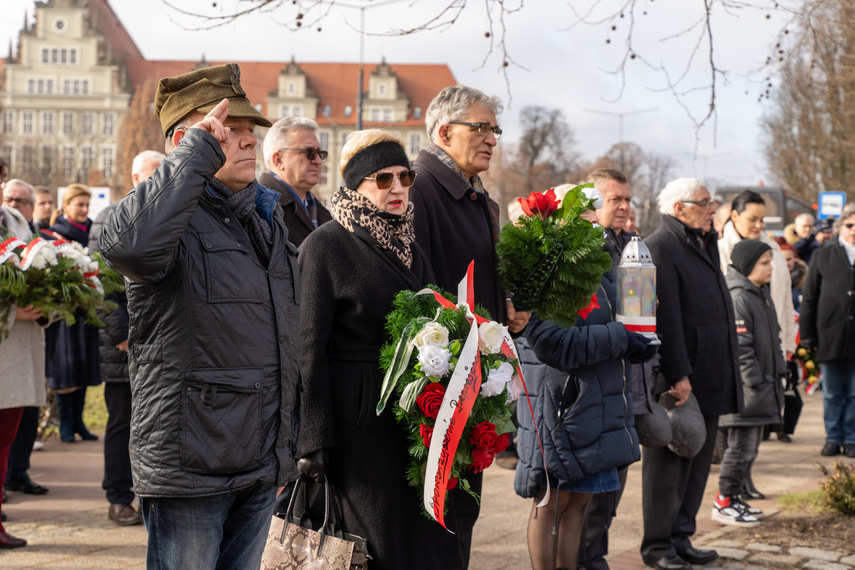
[{"x1": 296, "y1": 129, "x2": 464, "y2": 569}]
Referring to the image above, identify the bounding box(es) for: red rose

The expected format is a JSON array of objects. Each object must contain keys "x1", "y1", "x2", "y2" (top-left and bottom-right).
[
  {"x1": 518, "y1": 188, "x2": 559, "y2": 219},
  {"x1": 416, "y1": 382, "x2": 446, "y2": 419},
  {"x1": 493, "y1": 433, "x2": 510, "y2": 454},
  {"x1": 419, "y1": 424, "x2": 433, "y2": 448},
  {"x1": 447, "y1": 476, "x2": 458, "y2": 490},
  {"x1": 469, "y1": 421, "x2": 498, "y2": 450},
  {"x1": 471, "y1": 446, "x2": 495, "y2": 473},
  {"x1": 577, "y1": 294, "x2": 600, "y2": 320}
]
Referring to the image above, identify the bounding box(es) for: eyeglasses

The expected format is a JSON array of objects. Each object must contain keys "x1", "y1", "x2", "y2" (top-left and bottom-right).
[
  {"x1": 3, "y1": 197, "x2": 31, "y2": 206},
  {"x1": 364, "y1": 170, "x2": 417, "y2": 190},
  {"x1": 448, "y1": 121, "x2": 502, "y2": 140},
  {"x1": 682, "y1": 199, "x2": 711, "y2": 208},
  {"x1": 279, "y1": 147, "x2": 328, "y2": 162}
]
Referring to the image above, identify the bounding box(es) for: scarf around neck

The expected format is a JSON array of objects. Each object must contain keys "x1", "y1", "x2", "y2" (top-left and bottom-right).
[
  {"x1": 209, "y1": 178, "x2": 272, "y2": 263},
  {"x1": 330, "y1": 185, "x2": 415, "y2": 268},
  {"x1": 427, "y1": 144, "x2": 487, "y2": 194}
]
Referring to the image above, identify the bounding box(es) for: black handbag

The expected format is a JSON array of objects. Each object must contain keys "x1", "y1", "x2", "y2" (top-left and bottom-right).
[{"x1": 782, "y1": 379, "x2": 803, "y2": 435}]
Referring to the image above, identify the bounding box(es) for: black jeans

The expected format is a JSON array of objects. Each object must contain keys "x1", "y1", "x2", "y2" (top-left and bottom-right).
[
  {"x1": 102, "y1": 383, "x2": 135, "y2": 505},
  {"x1": 6, "y1": 406, "x2": 39, "y2": 484}
]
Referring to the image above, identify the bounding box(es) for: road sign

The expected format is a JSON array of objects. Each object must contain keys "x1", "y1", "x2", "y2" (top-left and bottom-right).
[{"x1": 817, "y1": 192, "x2": 847, "y2": 219}]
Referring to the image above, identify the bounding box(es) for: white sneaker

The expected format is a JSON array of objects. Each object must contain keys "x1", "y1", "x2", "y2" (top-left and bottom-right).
[
  {"x1": 32, "y1": 441, "x2": 44, "y2": 452},
  {"x1": 712, "y1": 494, "x2": 760, "y2": 527},
  {"x1": 734, "y1": 495, "x2": 764, "y2": 519}
]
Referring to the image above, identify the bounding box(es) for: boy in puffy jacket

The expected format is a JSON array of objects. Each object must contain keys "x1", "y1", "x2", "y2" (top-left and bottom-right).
[{"x1": 713, "y1": 240, "x2": 786, "y2": 527}]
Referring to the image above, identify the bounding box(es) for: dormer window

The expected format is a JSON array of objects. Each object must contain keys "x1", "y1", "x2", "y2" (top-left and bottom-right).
[
  {"x1": 344, "y1": 105, "x2": 353, "y2": 118},
  {"x1": 413, "y1": 107, "x2": 422, "y2": 119},
  {"x1": 287, "y1": 82, "x2": 296, "y2": 94},
  {"x1": 378, "y1": 84, "x2": 387, "y2": 96}
]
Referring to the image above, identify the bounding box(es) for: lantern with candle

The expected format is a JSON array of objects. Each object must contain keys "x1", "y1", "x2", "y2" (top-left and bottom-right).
[{"x1": 616, "y1": 236, "x2": 659, "y2": 342}]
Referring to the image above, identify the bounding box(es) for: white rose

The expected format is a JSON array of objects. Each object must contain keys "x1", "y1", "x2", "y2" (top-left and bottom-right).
[
  {"x1": 30, "y1": 247, "x2": 57, "y2": 269},
  {"x1": 479, "y1": 321, "x2": 506, "y2": 355},
  {"x1": 506, "y1": 372, "x2": 524, "y2": 403},
  {"x1": 481, "y1": 362, "x2": 514, "y2": 398},
  {"x1": 413, "y1": 321, "x2": 450, "y2": 350},
  {"x1": 417, "y1": 345, "x2": 452, "y2": 378}
]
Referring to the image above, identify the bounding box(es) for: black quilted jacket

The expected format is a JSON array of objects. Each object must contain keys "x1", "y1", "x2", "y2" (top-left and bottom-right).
[{"x1": 100, "y1": 129, "x2": 301, "y2": 497}]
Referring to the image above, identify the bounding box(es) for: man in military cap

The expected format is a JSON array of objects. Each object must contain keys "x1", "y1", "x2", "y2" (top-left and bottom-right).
[{"x1": 100, "y1": 63, "x2": 301, "y2": 569}]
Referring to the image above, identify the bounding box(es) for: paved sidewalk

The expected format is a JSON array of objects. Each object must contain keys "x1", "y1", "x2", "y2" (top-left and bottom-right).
[{"x1": 1, "y1": 390, "x2": 852, "y2": 569}]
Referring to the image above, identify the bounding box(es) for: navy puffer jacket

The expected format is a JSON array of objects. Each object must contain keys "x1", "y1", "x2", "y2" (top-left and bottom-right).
[{"x1": 515, "y1": 272, "x2": 640, "y2": 499}]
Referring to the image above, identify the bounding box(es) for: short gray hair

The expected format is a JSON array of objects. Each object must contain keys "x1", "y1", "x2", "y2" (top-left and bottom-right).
[
  {"x1": 263, "y1": 117, "x2": 319, "y2": 170},
  {"x1": 4, "y1": 178, "x2": 35, "y2": 203},
  {"x1": 425, "y1": 85, "x2": 503, "y2": 143},
  {"x1": 794, "y1": 212, "x2": 815, "y2": 226},
  {"x1": 658, "y1": 178, "x2": 707, "y2": 215},
  {"x1": 132, "y1": 150, "x2": 166, "y2": 176},
  {"x1": 834, "y1": 203, "x2": 855, "y2": 232}
]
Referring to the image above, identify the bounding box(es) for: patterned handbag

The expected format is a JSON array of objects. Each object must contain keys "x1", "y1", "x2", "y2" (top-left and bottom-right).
[{"x1": 260, "y1": 477, "x2": 370, "y2": 570}]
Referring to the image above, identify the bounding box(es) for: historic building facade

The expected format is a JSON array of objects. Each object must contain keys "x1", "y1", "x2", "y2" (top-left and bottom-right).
[{"x1": 0, "y1": 0, "x2": 454, "y2": 200}]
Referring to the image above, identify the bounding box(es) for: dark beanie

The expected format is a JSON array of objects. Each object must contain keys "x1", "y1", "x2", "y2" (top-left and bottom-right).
[
  {"x1": 342, "y1": 140, "x2": 410, "y2": 190},
  {"x1": 730, "y1": 239, "x2": 771, "y2": 276}
]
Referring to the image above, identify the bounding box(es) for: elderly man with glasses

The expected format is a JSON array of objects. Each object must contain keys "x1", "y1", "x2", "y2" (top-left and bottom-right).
[
  {"x1": 2, "y1": 180, "x2": 36, "y2": 228},
  {"x1": 639, "y1": 178, "x2": 742, "y2": 570},
  {"x1": 260, "y1": 117, "x2": 332, "y2": 247}
]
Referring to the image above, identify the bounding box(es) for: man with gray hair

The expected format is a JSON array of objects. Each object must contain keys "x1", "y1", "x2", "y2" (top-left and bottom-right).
[
  {"x1": 640, "y1": 178, "x2": 741, "y2": 570},
  {"x1": 89, "y1": 149, "x2": 165, "y2": 526},
  {"x1": 259, "y1": 116, "x2": 331, "y2": 246},
  {"x1": 794, "y1": 212, "x2": 822, "y2": 264},
  {"x1": 2, "y1": 179, "x2": 36, "y2": 227}
]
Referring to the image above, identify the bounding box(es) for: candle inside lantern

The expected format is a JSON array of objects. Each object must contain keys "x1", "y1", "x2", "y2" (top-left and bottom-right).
[{"x1": 616, "y1": 236, "x2": 659, "y2": 342}]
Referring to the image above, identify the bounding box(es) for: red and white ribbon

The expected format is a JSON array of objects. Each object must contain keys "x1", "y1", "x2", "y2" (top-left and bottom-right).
[
  {"x1": 0, "y1": 237, "x2": 27, "y2": 265},
  {"x1": 19, "y1": 238, "x2": 54, "y2": 270},
  {"x1": 420, "y1": 261, "x2": 549, "y2": 529}
]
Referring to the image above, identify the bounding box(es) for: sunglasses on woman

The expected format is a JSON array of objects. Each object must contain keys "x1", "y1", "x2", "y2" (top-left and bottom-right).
[{"x1": 364, "y1": 170, "x2": 417, "y2": 190}]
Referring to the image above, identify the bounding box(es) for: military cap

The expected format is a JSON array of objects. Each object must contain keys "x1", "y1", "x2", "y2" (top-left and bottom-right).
[{"x1": 154, "y1": 63, "x2": 272, "y2": 137}]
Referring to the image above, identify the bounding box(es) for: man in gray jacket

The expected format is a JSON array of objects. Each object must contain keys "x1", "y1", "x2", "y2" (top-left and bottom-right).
[{"x1": 100, "y1": 64, "x2": 300, "y2": 569}]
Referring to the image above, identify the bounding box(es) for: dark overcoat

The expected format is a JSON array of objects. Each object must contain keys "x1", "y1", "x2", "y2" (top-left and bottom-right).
[
  {"x1": 719, "y1": 269, "x2": 786, "y2": 427},
  {"x1": 799, "y1": 241, "x2": 855, "y2": 363},
  {"x1": 90, "y1": 204, "x2": 129, "y2": 384},
  {"x1": 44, "y1": 216, "x2": 101, "y2": 390},
  {"x1": 298, "y1": 218, "x2": 464, "y2": 570},
  {"x1": 258, "y1": 172, "x2": 332, "y2": 247},
  {"x1": 410, "y1": 150, "x2": 505, "y2": 323},
  {"x1": 644, "y1": 215, "x2": 741, "y2": 416}
]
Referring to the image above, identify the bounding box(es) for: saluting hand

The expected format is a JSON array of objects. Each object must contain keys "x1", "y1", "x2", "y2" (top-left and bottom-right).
[{"x1": 190, "y1": 98, "x2": 231, "y2": 152}]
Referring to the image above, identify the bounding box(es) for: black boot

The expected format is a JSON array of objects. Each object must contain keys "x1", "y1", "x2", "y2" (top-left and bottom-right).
[
  {"x1": 56, "y1": 392, "x2": 75, "y2": 443},
  {"x1": 72, "y1": 389, "x2": 98, "y2": 441}
]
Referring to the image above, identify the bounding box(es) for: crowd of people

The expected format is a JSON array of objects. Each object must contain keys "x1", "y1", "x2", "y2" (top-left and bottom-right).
[{"x1": 0, "y1": 61, "x2": 852, "y2": 570}]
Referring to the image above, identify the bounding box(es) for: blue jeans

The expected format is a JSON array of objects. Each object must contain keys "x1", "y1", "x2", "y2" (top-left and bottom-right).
[
  {"x1": 141, "y1": 483, "x2": 276, "y2": 570},
  {"x1": 820, "y1": 358, "x2": 855, "y2": 446}
]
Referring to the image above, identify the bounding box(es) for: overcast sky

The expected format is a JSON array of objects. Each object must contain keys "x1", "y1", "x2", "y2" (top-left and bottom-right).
[{"x1": 0, "y1": 0, "x2": 798, "y2": 190}]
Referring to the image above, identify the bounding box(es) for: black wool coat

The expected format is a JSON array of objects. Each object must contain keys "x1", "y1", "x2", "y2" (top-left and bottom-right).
[
  {"x1": 298, "y1": 219, "x2": 463, "y2": 570},
  {"x1": 799, "y1": 241, "x2": 855, "y2": 362},
  {"x1": 44, "y1": 216, "x2": 101, "y2": 390},
  {"x1": 410, "y1": 150, "x2": 506, "y2": 323},
  {"x1": 644, "y1": 215, "x2": 742, "y2": 416},
  {"x1": 89, "y1": 204, "x2": 130, "y2": 383},
  {"x1": 258, "y1": 172, "x2": 332, "y2": 247}
]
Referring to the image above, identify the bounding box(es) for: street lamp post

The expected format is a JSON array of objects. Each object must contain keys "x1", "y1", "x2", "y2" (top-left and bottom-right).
[{"x1": 583, "y1": 107, "x2": 658, "y2": 171}]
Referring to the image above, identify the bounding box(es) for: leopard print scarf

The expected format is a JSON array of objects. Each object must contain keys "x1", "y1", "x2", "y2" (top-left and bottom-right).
[{"x1": 330, "y1": 186, "x2": 415, "y2": 268}]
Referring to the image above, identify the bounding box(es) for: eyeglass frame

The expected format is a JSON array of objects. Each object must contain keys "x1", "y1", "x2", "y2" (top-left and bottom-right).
[
  {"x1": 448, "y1": 121, "x2": 503, "y2": 140},
  {"x1": 363, "y1": 170, "x2": 417, "y2": 190},
  {"x1": 681, "y1": 199, "x2": 711, "y2": 208},
  {"x1": 3, "y1": 196, "x2": 32, "y2": 206},
  {"x1": 279, "y1": 147, "x2": 328, "y2": 162}
]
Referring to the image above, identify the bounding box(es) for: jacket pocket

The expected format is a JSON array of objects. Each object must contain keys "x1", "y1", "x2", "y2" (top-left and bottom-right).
[
  {"x1": 199, "y1": 231, "x2": 266, "y2": 304},
  {"x1": 181, "y1": 368, "x2": 263, "y2": 474}
]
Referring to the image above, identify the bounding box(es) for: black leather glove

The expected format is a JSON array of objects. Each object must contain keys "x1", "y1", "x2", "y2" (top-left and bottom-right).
[
  {"x1": 625, "y1": 331, "x2": 659, "y2": 363},
  {"x1": 297, "y1": 449, "x2": 328, "y2": 483}
]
